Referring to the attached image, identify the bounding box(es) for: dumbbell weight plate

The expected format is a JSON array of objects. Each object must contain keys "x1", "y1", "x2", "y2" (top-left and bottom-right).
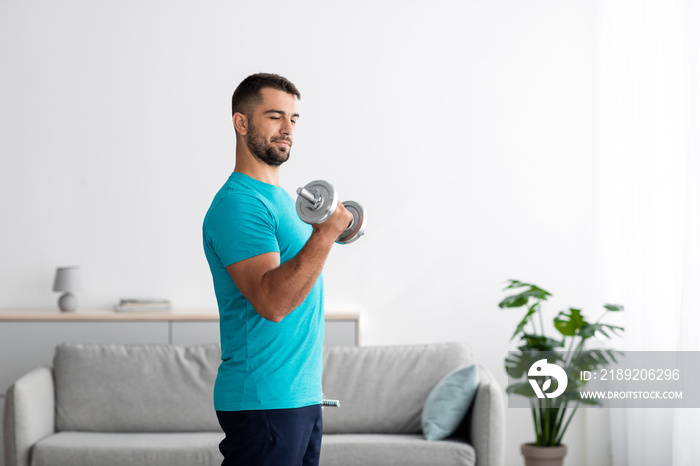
[
  {"x1": 336, "y1": 201, "x2": 366, "y2": 244},
  {"x1": 296, "y1": 180, "x2": 339, "y2": 224}
]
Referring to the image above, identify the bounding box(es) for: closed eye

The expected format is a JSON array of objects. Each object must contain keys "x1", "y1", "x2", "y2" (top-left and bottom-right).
[{"x1": 264, "y1": 109, "x2": 300, "y2": 122}]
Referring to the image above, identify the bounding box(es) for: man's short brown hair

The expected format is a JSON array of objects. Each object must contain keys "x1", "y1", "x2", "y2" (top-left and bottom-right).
[{"x1": 231, "y1": 73, "x2": 301, "y2": 118}]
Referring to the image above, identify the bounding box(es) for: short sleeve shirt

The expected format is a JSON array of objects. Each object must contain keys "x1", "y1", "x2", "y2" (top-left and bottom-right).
[{"x1": 202, "y1": 172, "x2": 324, "y2": 411}]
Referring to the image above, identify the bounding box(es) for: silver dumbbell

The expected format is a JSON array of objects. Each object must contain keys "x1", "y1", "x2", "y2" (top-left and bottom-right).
[{"x1": 296, "y1": 180, "x2": 366, "y2": 244}]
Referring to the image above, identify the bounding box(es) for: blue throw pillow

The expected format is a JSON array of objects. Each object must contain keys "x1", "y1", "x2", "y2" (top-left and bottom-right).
[{"x1": 421, "y1": 364, "x2": 480, "y2": 441}]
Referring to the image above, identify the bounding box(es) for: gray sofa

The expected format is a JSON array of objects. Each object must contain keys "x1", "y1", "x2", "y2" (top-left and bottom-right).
[{"x1": 4, "y1": 341, "x2": 504, "y2": 466}]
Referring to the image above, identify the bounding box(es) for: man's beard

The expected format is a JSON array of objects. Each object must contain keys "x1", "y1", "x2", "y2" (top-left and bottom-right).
[{"x1": 245, "y1": 122, "x2": 292, "y2": 167}]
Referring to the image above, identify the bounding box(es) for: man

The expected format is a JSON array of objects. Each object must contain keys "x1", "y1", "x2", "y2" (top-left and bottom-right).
[{"x1": 202, "y1": 73, "x2": 352, "y2": 466}]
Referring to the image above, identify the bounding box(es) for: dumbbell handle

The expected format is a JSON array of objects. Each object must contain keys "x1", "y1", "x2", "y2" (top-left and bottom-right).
[{"x1": 296, "y1": 187, "x2": 323, "y2": 209}]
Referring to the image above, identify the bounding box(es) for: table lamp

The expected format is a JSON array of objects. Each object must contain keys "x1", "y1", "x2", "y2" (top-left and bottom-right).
[{"x1": 53, "y1": 266, "x2": 82, "y2": 312}]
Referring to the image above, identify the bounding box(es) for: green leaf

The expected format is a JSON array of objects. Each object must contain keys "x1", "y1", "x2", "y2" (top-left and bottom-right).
[
  {"x1": 509, "y1": 306, "x2": 538, "y2": 340},
  {"x1": 517, "y1": 334, "x2": 564, "y2": 351},
  {"x1": 500, "y1": 280, "x2": 552, "y2": 307},
  {"x1": 569, "y1": 349, "x2": 624, "y2": 373},
  {"x1": 553, "y1": 308, "x2": 587, "y2": 337},
  {"x1": 603, "y1": 304, "x2": 624, "y2": 312},
  {"x1": 499, "y1": 294, "x2": 530, "y2": 309},
  {"x1": 500, "y1": 280, "x2": 553, "y2": 340},
  {"x1": 505, "y1": 350, "x2": 555, "y2": 378},
  {"x1": 578, "y1": 323, "x2": 624, "y2": 339},
  {"x1": 504, "y1": 279, "x2": 529, "y2": 290},
  {"x1": 499, "y1": 290, "x2": 550, "y2": 309}
]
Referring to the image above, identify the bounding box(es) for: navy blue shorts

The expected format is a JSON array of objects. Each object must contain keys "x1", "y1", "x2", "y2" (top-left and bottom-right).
[{"x1": 216, "y1": 405, "x2": 323, "y2": 466}]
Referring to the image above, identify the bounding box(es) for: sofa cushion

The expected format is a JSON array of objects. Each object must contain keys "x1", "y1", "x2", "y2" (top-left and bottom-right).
[
  {"x1": 422, "y1": 364, "x2": 480, "y2": 440},
  {"x1": 53, "y1": 343, "x2": 221, "y2": 432},
  {"x1": 31, "y1": 432, "x2": 224, "y2": 466},
  {"x1": 322, "y1": 342, "x2": 473, "y2": 434},
  {"x1": 320, "y1": 434, "x2": 475, "y2": 466}
]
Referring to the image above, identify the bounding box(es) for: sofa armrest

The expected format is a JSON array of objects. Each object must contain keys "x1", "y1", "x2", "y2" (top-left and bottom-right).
[
  {"x1": 4, "y1": 366, "x2": 56, "y2": 466},
  {"x1": 468, "y1": 364, "x2": 505, "y2": 466}
]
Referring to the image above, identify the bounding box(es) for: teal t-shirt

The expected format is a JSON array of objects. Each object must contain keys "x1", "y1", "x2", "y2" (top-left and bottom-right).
[{"x1": 202, "y1": 172, "x2": 324, "y2": 411}]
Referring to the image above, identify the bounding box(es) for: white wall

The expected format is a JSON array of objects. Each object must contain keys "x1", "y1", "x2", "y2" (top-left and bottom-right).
[{"x1": 0, "y1": 1, "x2": 606, "y2": 464}]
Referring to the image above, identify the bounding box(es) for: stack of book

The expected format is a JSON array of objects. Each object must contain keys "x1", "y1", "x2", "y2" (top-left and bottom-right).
[{"x1": 114, "y1": 299, "x2": 172, "y2": 313}]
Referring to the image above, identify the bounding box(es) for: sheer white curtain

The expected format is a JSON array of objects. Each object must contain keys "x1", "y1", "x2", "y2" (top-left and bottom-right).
[{"x1": 596, "y1": 0, "x2": 700, "y2": 465}]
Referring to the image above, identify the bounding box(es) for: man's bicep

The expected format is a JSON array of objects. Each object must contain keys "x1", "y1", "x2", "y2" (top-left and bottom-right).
[
  {"x1": 226, "y1": 252, "x2": 281, "y2": 305},
  {"x1": 206, "y1": 194, "x2": 279, "y2": 271}
]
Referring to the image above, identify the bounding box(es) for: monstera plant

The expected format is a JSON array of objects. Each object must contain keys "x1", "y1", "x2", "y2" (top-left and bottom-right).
[{"x1": 499, "y1": 279, "x2": 624, "y2": 451}]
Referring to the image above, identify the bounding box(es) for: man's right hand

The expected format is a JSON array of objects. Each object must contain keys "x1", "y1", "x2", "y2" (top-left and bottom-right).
[{"x1": 312, "y1": 201, "x2": 354, "y2": 243}]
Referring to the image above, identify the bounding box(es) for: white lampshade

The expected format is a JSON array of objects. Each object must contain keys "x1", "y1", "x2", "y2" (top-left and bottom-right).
[{"x1": 53, "y1": 267, "x2": 82, "y2": 293}]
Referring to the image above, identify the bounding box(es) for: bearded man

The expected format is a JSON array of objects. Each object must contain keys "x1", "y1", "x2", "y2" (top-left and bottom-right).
[{"x1": 202, "y1": 73, "x2": 351, "y2": 466}]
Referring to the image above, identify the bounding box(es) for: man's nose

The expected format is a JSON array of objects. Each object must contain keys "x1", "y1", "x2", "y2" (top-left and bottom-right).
[{"x1": 280, "y1": 118, "x2": 293, "y2": 135}]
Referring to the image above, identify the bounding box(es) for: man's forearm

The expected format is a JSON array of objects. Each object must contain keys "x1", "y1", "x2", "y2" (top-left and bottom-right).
[
  {"x1": 227, "y1": 201, "x2": 353, "y2": 322},
  {"x1": 257, "y1": 231, "x2": 335, "y2": 322}
]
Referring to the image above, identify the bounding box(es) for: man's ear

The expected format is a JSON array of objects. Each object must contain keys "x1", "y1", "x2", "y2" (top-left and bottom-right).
[{"x1": 232, "y1": 112, "x2": 248, "y2": 136}]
